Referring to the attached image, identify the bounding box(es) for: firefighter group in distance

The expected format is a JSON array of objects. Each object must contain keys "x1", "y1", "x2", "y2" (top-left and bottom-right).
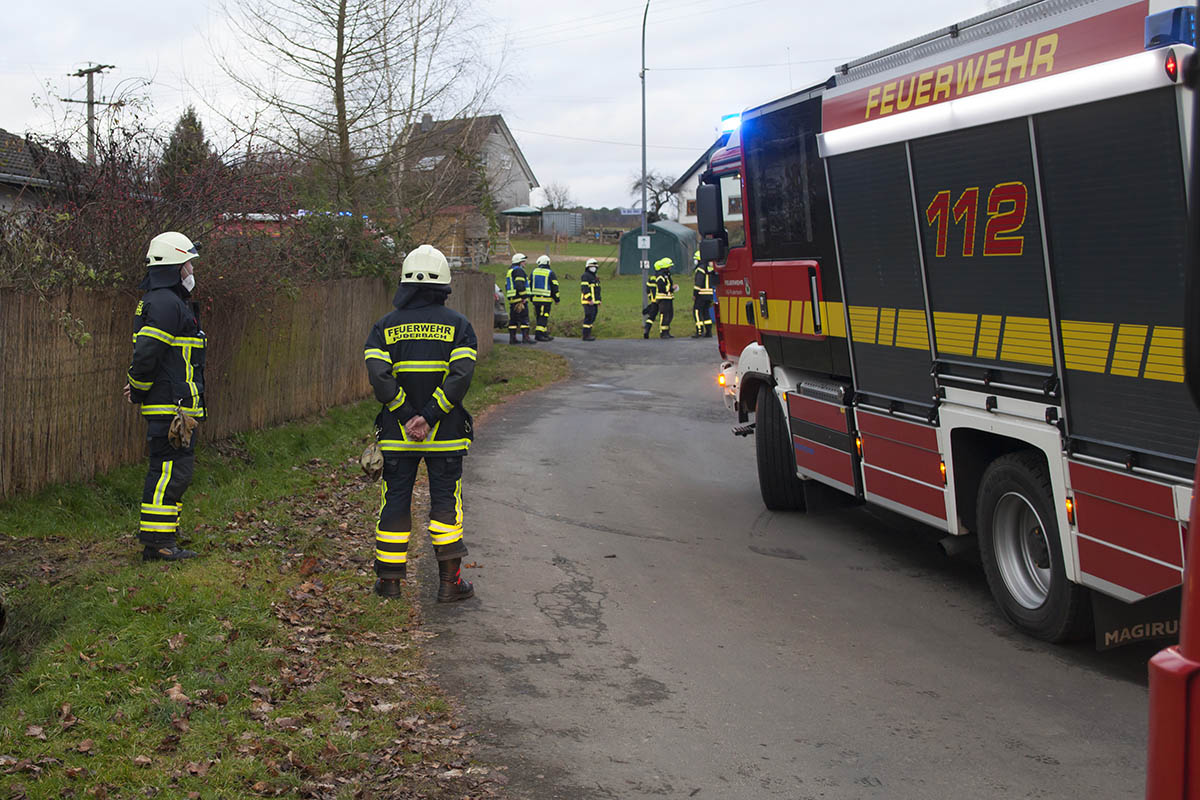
[
  {"x1": 643, "y1": 250, "x2": 716, "y2": 339},
  {"x1": 124, "y1": 232, "x2": 716, "y2": 600},
  {"x1": 505, "y1": 249, "x2": 714, "y2": 343}
]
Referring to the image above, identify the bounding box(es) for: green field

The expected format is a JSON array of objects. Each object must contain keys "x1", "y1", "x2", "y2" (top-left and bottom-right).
[
  {"x1": 478, "y1": 260, "x2": 707, "y2": 340},
  {"x1": 0, "y1": 346, "x2": 568, "y2": 798}
]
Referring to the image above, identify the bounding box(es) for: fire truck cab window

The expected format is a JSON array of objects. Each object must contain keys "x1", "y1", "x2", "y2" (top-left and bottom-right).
[
  {"x1": 743, "y1": 100, "x2": 833, "y2": 262},
  {"x1": 721, "y1": 173, "x2": 746, "y2": 250}
]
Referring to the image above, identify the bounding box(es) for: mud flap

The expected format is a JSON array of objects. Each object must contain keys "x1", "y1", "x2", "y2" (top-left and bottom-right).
[{"x1": 1092, "y1": 585, "x2": 1181, "y2": 650}]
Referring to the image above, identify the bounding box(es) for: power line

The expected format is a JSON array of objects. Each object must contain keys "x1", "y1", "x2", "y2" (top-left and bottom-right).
[
  {"x1": 649, "y1": 58, "x2": 848, "y2": 71},
  {"x1": 510, "y1": 127, "x2": 705, "y2": 152}
]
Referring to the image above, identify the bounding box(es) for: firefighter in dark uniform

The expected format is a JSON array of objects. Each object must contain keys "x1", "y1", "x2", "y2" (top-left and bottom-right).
[
  {"x1": 580, "y1": 258, "x2": 601, "y2": 341},
  {"x1": 530, "y1": 255, "x2": 560, "y2": 341},
  {"x1": 504, "y1": 253, "x2": 534, "y2": 344},
  {"x1": 364, "y1": 245, "x2": 477, "y2": 602},
  {"x1": 643, "y1": 256, "x2": 677, "y2": 339},
  {"x1": 691, "y1": 249, "x2": 716, "y2": 338},
  {"x1": 123, "y1": 231, "x2": 205, "y2": 561}
]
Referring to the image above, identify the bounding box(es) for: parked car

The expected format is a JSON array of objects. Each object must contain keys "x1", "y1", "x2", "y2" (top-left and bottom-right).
[{"x1": 494, "y1": 284, "x2": 509, "y2": 330}]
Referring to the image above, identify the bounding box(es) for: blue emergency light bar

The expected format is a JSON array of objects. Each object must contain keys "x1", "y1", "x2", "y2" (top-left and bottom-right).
[
  {"x1": 1146, "y1": 6, "x2": 1196, "y2": 49},
  {"x1": 719, "y1": 113, "x2": 741, "y2": 133}
]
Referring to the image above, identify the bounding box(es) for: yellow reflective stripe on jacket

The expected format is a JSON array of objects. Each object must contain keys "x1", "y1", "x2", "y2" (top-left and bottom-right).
[
  {"x1": 183, "y1": 345, "x2": 199, "y2": 404},
  {"x1": 127, "y1": 373, "x2": 153, "y2": 391},
  {"x1": 391, "y1": 360, "x2": 449, "y2": 374},
  {"x1": 364, "y1": 348, "x2": 391, "y2": 363},
  {"x1": 174, "y1": 336, "x2": 205, "y2": 348},
  {"x1": 387, "y1": 388, "x2": 407, "y2": 411},
  {"x1": 449, "y1": 347, "x2": 476, "y2": 362},
  {"x1": 140, "y1": 404, "x2": 205, "y2": 418},
  {"x1": 134, "y1": 326, "x2": 174, "y2": 345},
  {"x1": 433, "y1": 387, "x2": 453, "y2": 413},
  {"x1": 379, "y1": 438, "x2": 470, "y2": 453}
]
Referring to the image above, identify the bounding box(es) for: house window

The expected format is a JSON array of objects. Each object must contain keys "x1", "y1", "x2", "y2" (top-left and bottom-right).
[
  {"x1": 728, "y1": 195, "x2": 743, "y2": 215},
  {"x1": 416, "y1": 155, "x2": 444, "y2": 171},
  {"x1": 686, "y1": 199, "x2": 697, "y2": 216},
  {"x1": 500, "y1": 154, "x2": 513, "y2": 170}
]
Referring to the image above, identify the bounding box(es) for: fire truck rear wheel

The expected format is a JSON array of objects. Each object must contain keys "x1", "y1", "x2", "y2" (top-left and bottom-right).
[
  {"x1": 755, "y1": 383, "x2": 807, "y2": 511},
  {"x1": 977, "y1": 452, "x2": 1090, "y2": 642}
]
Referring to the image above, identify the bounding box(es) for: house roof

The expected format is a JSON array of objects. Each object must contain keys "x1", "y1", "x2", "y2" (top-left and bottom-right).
[
  {"x1": 668, "y1": 132, "x2": 731, "y2": 194},
  {"x1": 0, "y1": 129, "x2": 66, "y2": 189},
  {"x1": 403, "y1": 114, "x2": 538, "y2": 188}
]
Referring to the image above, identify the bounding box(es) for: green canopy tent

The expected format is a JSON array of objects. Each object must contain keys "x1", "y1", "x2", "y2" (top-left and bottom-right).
[
  {"x1": 618, "y1": 220, "x2": 698, "y2": 275},
  {"x1": 499, "y1": 204, "x2": 542, "y2": 235}
]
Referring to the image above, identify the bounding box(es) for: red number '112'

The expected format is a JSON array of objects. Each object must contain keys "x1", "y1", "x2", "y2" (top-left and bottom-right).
[{"x1": 926, "y1": 181, "x2": 1028, "y2": 257}]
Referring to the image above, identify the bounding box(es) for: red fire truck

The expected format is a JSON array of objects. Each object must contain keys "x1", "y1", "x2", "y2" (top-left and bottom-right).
[{"x1": 697, "y1": 0, "x2": 1197, "y2": 647}]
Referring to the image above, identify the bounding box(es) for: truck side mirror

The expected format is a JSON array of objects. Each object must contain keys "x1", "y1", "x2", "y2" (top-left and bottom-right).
[
  {"x1": 696, "y1": 183, "x2": 724, "y2": 236},
  {"x1": 699, "y1": 237, "x2": 726, "y2": 264}
]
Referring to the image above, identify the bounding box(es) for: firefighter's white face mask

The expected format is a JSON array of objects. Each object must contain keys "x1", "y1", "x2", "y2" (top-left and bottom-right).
[{"x1": 181, "y1": 262, "x2": 196, "y2": 293}]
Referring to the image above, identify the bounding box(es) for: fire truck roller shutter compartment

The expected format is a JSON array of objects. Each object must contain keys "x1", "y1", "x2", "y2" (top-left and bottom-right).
[
  {"x1": 826, "y1": 143, "x2": 935, "y2": 414},
  {"x1": 1034, "y1": 87, "x2": 1199, "y2": 476},
  {"x1": 909, "y1": 117, "x2": 1056, "y2": 394}
]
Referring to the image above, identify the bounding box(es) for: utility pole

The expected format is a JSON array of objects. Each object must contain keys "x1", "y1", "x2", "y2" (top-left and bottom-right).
[
  {"x1": 639, "y1": 0, "x2": 651, "y2": 309},
  {"x1": 62, "y1": 64, "x2": 116, "y2": 165}
]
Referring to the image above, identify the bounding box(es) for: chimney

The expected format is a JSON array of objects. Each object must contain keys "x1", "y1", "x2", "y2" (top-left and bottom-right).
[{"x1": 421, "y1": 113, "x2": 433, "y2": 132}]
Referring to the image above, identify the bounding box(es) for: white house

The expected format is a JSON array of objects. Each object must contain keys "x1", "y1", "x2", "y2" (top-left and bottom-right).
[{"x1": 670, "y1": 133, "x2": 742, "y2": 234}]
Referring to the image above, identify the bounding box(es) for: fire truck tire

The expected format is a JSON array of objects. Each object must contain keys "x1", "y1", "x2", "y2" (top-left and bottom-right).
[
  {"x1": 977, "y1": 452, "x2": 1090, "y2": 642},
  {"x1": 755, "y1": 383, "x2": 807, "y2": 511}
]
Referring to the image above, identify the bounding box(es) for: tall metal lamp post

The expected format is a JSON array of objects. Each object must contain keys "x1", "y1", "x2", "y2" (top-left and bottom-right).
[{"x1": 639, "y1": 0, "x2": 651, "y2": 309}]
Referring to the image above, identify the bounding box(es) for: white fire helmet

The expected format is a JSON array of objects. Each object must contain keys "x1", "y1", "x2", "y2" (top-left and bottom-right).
[
  {"x1": 511, "y1": 252, "x2": 527, "y2": 265},
  {"x1": 145, "y1": 232, "x2": 199, "y2": 267},
  {"x1": 585, "y1": 258, "x2": 599, "y2": 271},
  {"x1": 536, "y1": 255, "x2": 551, "y2": 266},
  {"x1": 401, "y1": 244, "x2": 451, "y2": 285}
]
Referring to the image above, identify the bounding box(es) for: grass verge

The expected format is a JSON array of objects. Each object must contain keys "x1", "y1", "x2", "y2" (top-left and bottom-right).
[
  {"x1": 0, "y1": 345, "x2": 569, "y2": 799},
  {"x1": 478, "y1": 261, "x2": 706, "y2": 340}
]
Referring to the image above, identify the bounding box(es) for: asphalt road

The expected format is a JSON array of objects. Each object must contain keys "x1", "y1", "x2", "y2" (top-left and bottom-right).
[{"x1": 424, "y1": 334, "x2": 1158, "y2": 800}]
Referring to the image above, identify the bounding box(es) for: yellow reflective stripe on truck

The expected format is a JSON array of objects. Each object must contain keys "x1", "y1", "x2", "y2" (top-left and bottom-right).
[{"x1": 724, "y1": 294, "x2": 1183, "y2": 383}]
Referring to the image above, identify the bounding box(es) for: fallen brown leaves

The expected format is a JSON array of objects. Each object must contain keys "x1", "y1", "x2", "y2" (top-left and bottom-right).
[
  {"x1": 221, "y1": 455, "x2": 505, "y2": 798},
  {"x1": 0, "y1": 455, "x2": 502, "y2": 799}
]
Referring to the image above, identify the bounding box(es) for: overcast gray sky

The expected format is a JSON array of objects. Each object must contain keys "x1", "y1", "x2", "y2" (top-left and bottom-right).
[{"x1": 2, "y1": 0, "x2": 990, "y2": 208}]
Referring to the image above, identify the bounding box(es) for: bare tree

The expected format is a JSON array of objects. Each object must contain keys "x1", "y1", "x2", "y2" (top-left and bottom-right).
[
  {"x1": 214, "y1": 0, "x2": 502, "y2": 214},
  {"x1": 541, "y1": 181, "x2": 574, "y2": 211},
  {"x1": 630, "y1": 170, "x2": 678, "y2": 223}
]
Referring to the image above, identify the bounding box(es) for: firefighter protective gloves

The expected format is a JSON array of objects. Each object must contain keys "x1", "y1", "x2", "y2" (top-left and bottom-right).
[
  {"x1": 360, "y1": 440, "x2": 385, "y2": 481},
  {"x1": 168, "y1": 409, "x2": 198, "y2": 449}
]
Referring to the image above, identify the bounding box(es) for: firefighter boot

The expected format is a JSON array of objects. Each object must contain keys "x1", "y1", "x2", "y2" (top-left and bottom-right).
[
  {"x1": 522, "y1": 331, "x2": 537, "y2": 344},
  {"x1": 437, "y1": 558, "x2": 475, "y2": 603},
  {"x1": 582, "y1": 331, "x2": 597, "y2": 341},
  {"x1": 509, "y1": 330, "x2": 518, "y2": 345},
  {"x1": 374, "y1": 577, "x2": 403, "y2": 598},
  {"x1": 142, "y1": 544, "x2": 198, "y2": 561},
  {"x1": 660, "y1": 330, "x2": 673, "y2": 339}
]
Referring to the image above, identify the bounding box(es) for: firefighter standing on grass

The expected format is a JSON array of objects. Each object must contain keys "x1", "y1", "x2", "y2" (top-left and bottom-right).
[
  {"x1": 691, "y1": 249, "x2": 716, "y2": 338},
  {"x1": 504, "y1": 253, "x2": 535, "y2": 344},
  {"x1": 530, "y1": 255, "x2": 560, "y2": 342},
  {"x1": 580, "y1": 258, "x2": 601, "y2": 341},
  {"x1": 363, "y1": 245, "x2": 477, "y2": 602},
  {"x1": 123, "y1": 231, "x2": 205, "y2": 562},
  {"x1": 643, "y1": 256, "x2": 677, "y2": 339}
]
